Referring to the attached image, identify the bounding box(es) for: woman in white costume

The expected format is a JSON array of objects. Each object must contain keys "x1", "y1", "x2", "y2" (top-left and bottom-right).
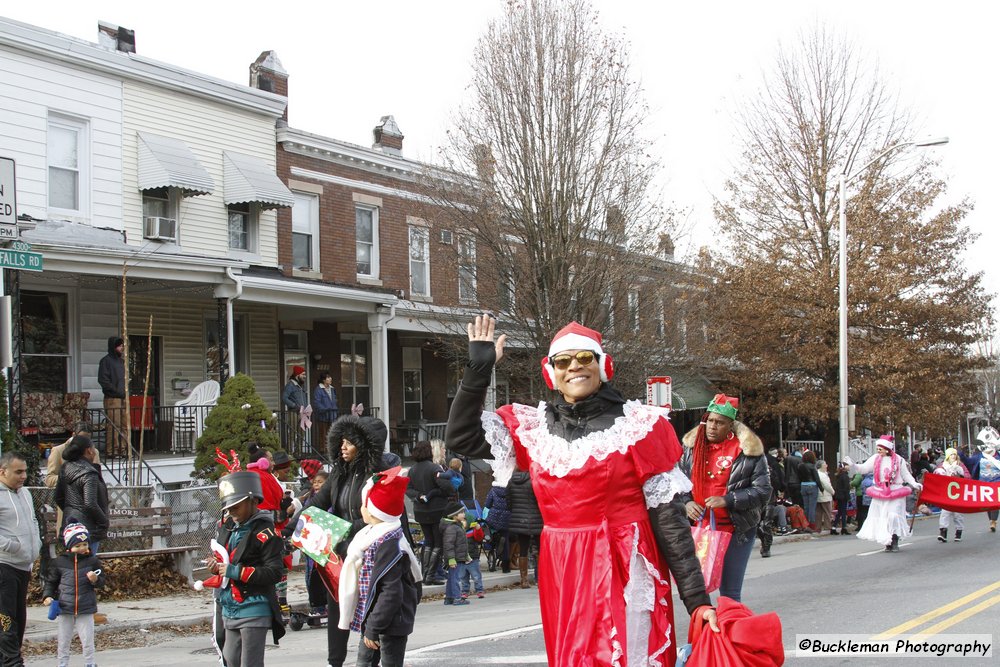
[{"x1": 844, "y1": 435, "x2": 922, "y2": 552}]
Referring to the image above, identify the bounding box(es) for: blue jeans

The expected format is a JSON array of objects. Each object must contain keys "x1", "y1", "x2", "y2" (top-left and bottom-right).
[
  {"x1": 445, "y1": 565, "x2": 462, "y2": 601},
  {"x1": 459, "y1": 558, "x2": 483, "y2": 595},
  {"x1": 800, "y1": 483, "x2": 818, "y2": 524},
  {"x1": 356, "y1": 633, "x2": 407, "y2": 667},
  {"x1": 719, "y1": 528, "x2": 756, "y2": 602}
]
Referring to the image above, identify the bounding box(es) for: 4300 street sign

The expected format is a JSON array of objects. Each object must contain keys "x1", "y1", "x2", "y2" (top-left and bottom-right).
[{"x1": 0, "y1": 240, "x2": 43, "y2": 272}]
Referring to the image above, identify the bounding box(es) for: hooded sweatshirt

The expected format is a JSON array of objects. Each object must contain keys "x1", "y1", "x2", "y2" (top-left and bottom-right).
[
  {"x1": 0, "y1": 479, "x2": 42, "y2": 571},
  {"x1": 98, "y1": 336, "x2": 126, "y2": 398}
]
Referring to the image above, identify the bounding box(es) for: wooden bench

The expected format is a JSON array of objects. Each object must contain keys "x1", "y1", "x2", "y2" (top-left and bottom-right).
[{"x1": 42, "y1": 506, "x2": 199, "y2": 585}]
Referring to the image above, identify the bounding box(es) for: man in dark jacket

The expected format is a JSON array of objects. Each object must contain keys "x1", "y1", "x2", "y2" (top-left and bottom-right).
[
  {"x1": 784, "y1": 449, "x2": 804, "y2": 506},
  {"x1": 757, "y1": 448, "x2": 785, "y2": 558},
  {"x1": 98, "y1": 336, "x2": 126, "y2": 456},
  {"x1": 211, "y1": 471, "x2": 286, "y2": 667}
]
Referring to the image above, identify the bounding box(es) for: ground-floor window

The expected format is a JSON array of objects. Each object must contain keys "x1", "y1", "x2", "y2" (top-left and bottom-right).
[
  {"x1": 20, "y1": 290, "x2": 71, "y2": 393},
  {"x1": 402, "y1": 346, "x2": 422, "y2": 422}
]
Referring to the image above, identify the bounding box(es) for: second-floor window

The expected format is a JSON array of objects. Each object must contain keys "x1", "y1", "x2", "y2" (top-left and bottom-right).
[
  {"x1": 47, "y1": 115, "x2": 88, "y2": 214},
  {"x1": 409, "y1": 225, "x2": 430, "y2": 297},
  {"x1": 356, "y1": 205, "x2": 379, "y2": 278},
  {"x1": 143, "y1": 188, "x2": 173, "y2": 219},
  {"x1": 458, "y1": 235, "x2": 477, "y2": 303},
  {"x1": 228, "y1": 203, "x2": 254, "y2": 252},
  {"x1": 627, "y1": 289, "x2": 640, "y2": 331},
  {"x1": 292, "y1": 192, "x2": 319, "y2": 271}
]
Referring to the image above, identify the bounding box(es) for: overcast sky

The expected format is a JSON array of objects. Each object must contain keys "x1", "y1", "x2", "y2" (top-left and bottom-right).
[{"x1": 4, "y1": 1, "x2": 996, "y2": 308}]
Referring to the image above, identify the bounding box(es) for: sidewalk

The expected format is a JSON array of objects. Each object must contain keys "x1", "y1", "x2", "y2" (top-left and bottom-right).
[{"x1": 24, "y1": 567, "x2": 522, "y2": 644}]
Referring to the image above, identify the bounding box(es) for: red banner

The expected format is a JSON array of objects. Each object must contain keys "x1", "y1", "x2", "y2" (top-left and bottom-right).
[{"x1": 919, "y1": 474, "x2": 1000, "y2": 513}]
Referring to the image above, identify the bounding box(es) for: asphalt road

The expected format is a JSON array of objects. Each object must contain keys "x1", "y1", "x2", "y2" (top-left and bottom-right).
[{"x1": 29, "y1": 517, "x2": 999, "y2": 666}]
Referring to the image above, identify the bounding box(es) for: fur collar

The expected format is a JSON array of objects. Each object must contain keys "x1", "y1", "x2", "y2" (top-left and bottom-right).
[{"x1": 682, "y1": 421, "x2": 764, "y2": 457}]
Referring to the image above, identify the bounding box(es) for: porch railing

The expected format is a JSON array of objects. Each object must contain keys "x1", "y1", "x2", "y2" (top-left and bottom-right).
[
  {"x1": 784, "y1": 440, "x2": 824, "y2": 459},
  {"x1": 277, "y1": 406, "x2": 380, "y2": 461},
  {"x1": 84, "y1": 404, "x2": 217, "y2": 457}
]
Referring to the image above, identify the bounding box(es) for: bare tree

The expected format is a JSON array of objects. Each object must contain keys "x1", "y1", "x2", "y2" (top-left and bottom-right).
[
  {"x1": 705, "y1": 27, "x2": 990, "y2": 448},
  {"x1": 427, "y1": 0, "x2": 695, "y2": 399}
]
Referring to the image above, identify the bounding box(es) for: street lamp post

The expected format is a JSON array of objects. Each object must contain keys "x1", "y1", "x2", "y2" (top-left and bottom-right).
[{"x1": 837, "y1": 136, "x2": 948, "y2": 462}]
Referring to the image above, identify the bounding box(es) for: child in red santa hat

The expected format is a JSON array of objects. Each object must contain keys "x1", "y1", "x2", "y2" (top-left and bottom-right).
[{"x1": 337, "y1": 467, "x2": 422, "y2": 667}]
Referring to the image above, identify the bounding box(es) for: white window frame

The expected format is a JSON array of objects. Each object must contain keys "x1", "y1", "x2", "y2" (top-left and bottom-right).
[
  {"x1": 627, "y1": 289, "x2": 640, "y2": 332},
  {"x1": 227, "y1": 202, "x2": 259, "y2": 256},
  {"x1": 401, "y1": 346, "x2": 424, "y2": 423},
  {"x1": 356, "y1": 204, "x2": 380, "y2": 279},
  {"x1": 457, "y1": 234, "x2": 477, "y2": 304},
  {"x1": 47, "y1": 114, "x2": 89, "y2": 217},
  {"x1": 205, "y1": 314, "x2": 249, "y2": 379},
  {"x1": 292, "y1": 192, "x2": 320, "y2": 272},
  {"x1": 408, "y1": 225, "x2": 431, "y2": 297},
  {"x1": 499, "y1": 266, "x2": 516, "y2": 313}
]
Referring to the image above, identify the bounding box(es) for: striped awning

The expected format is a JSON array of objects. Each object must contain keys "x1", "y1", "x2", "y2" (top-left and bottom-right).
[
  {"x1": 223, "y1": 151, "x2": 294, "y2": 210},
  {"x1": 136, "y1": 132, "x2": 214, "y2": 196}
]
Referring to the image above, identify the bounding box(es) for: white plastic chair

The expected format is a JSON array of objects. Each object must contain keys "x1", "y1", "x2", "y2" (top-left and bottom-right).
[{"x1": 172, "y1": 380, "x2": 221, "y2": 452}]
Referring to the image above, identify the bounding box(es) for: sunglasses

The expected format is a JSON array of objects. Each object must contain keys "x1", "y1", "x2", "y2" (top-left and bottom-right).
[{"x1": 551, "y1": 350, "x2": 597, "y2": 370}]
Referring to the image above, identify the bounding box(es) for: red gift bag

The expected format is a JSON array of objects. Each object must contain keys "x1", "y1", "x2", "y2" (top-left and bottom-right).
[
  {"x1": 312, "y1": 553, "x2": 344, "y2": 601},
  {"x1": 691, "y1": 509, "x2": 731, "y2": 594}
]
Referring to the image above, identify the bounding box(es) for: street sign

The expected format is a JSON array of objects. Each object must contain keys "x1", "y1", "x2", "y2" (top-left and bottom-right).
[
  {"x1": 0, "y1": 157, "x2": 18, "y2": 239},
  {"x1": 0, "y1": 240, "x2": 42, "y2": 272},
  {"x1": 646, "y1": 375, "x2": 671, "y2": 409}
]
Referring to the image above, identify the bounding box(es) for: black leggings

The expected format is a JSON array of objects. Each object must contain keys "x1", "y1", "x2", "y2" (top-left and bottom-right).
[{"x1": 420, "y1": 520, "x2": 444, "y2": 551}]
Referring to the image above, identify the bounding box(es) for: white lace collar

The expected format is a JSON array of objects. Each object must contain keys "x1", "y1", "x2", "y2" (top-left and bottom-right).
[{"x1": 511, "y1": 400, "x2": 665, "y2": 478}]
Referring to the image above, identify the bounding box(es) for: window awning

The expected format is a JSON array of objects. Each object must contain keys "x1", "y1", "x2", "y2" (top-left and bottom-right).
[
  {"x1": 137, "y1": 132, "x2": 214, "y2": 196},
  {"x1": 223, "y1": 151, "x2": 295, "y2": 210}
]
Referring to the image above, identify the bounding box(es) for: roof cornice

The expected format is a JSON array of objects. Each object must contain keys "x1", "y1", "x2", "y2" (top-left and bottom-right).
[{"x1": 0, "y1": 17, "x2": 287, "y2": 117}]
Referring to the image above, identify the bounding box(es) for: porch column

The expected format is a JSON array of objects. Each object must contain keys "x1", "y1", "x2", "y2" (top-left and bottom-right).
[{"x1": 367, "y1": 309, "x2": 391, "y2": 449}]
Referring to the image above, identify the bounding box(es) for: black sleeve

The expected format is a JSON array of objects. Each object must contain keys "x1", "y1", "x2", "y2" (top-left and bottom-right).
[
  {"x1": 649, "y1": 498, "x2": 711, "y2": 615},
  {"x1": 444, "y1": 341, "x2": 496, "y2": 459},
  {"x1": 364, "y1": 553, "x2": 406, "y2": 640},
  {"x1": 83, "y1": 474, "x2": 108, "y2": 531},
  {"x1": 727, "y1": 456, "x2": 772, "y2": 511},
  {"x1": 235, "y1": 531, "x2": 286, "y2": 587},
  {"x1": 676, "y1": 448, "x2": 694, "y2": 505},
  {"x1": 97, "y1": 357, "x2": 111, "y2": 393},
  {"x1": 43, "y1": 562, "x2": 61, "y2": 600}
]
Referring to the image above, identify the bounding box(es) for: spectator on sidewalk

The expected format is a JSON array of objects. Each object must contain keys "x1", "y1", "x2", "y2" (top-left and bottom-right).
[
  {"x1": 799, "y1": 450, "x2": 821, "y2": 530},
  {"x1": 404, "y1": 441, "x2": 453, "y2": 587},
  {"x1": 0, "y1": 452, "x2": 42, "y2": 667},
  {"x1": 312, "y1": 372, "x2": 339, "y2": 449},
  {"x1": 506, "y1": 468, "x2": 543, "y2": 590},
  {"x1": 757, "y1": 448, "x2": 784, "y2": 558},
  {"x1": 43, "y1": 522, "x2": 105, "y2": 667},
  {"x1": 784, "y1": 448, "x2": 804, "y2": 506},
  {"x1": 282, "y1": 366, "x2": 309, "y2": 453},
  {"x1": 98, "y1": 336, "x2": 127, "y2": 456},
  {"x1": 337, "y1": 467, "x2": 420, "y2": 667},
  {"x1": 54, "y1": 435, "x2": 108, "y2": 555},
  {"x1": 816, "y1": 460, "x2": 835, "y2": 534},
  {"x1": 440, "y1": 502, "x2": 470, "y2": 606},
  {"x1": 459, "y1": 520, "x2": 486, "y2": 599},
  {"x1": 831, "y1": 462, "x2": 853, "y2": 535},
  {"x1": 483, "y1": 483, "x2": 511, "y2": 573}
]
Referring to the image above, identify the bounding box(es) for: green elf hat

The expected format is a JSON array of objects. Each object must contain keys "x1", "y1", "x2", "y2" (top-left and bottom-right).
[{"x1": 707, "y1": 393, "x2": 739, "y2": 420}]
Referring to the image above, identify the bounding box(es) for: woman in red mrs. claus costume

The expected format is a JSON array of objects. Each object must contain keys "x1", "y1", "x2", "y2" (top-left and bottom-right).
[{"x1": 446, "y1": 315, "x2": 717, "y2": 667}]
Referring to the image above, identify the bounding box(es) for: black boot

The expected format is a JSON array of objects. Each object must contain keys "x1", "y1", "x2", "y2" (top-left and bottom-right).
[
  {"x1": 760, "y1": 547, "x2": 771, "y2": 558},
  {"x1": 423, "y1": 548, "x2": 446, "y2": 585},
  {"x1": 955, "y1": 530, "x2": 962, "y2": 542},
  {"x1": 938, "y1": 528, "x2": 947, "y2": 543},
  {"x1": 890, "y1": 534, "x2": 900, "y2": 552}
]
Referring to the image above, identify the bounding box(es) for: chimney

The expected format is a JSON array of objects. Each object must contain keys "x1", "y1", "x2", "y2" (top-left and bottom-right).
[
  {"x1": 250, "y1": 51, "x2": 289, "y2": 120},
  {"x1": 658, "y1": 233, "x2": 675, "y2": 260},
  {"x1": 372, "y1": 116, "x2": 404, "y2": 155},
  {"x1": 97, "y1": 21, "x2": 136, "y2": 53}
]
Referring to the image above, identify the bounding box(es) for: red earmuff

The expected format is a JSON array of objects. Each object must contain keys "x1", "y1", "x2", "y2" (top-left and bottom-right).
[
  {"x1": 541, "y1": 357, "x2": 555, "y2": 390},
  {"x1": 600, "y1": 353, "x2": 614, "y2": 382}
]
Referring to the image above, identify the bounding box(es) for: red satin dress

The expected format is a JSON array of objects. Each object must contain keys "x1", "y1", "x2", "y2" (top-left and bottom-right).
[{"x1": 492, "y1": 401, "x2": 689, "y2": 667}]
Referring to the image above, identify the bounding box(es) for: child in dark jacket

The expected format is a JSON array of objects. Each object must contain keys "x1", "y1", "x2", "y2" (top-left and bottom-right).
[
  {"x1": 338, "y1": 467, "x2": 421, "y2": 667},
  {"x1": 440, "y1": 501, "x2": 470, "y2": 605},
  {"x1": 459, "y1": 521, "x2": 486, "y2": 599},
  {"x1": 831, "y1": 463, "x2": 853, "y2": 535},
  {"x1": 43, "y1": 522, "x2": 105, "y2": 667}
]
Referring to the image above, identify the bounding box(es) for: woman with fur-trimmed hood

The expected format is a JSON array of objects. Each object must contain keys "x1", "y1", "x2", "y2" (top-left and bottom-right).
[
  {"x1": 678, "y1": 394, "x2": 771, "y2": 602},
  {"x1": 303, "y1": 414, "x2": 389, "y2": 667}
]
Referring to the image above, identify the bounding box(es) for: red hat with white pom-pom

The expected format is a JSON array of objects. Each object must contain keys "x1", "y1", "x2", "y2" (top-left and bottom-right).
[
  {"x1": 540, "y1": 321, "x2": 614, "y2": 390},
  {"x1": 361, "y1": 466, "x2": 409, "y2": 522}
]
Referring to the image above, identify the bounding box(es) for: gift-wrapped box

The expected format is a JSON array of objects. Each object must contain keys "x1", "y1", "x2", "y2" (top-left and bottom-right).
[{"x1": 290, "y1": 507, "x2": 352, "y2": 566}]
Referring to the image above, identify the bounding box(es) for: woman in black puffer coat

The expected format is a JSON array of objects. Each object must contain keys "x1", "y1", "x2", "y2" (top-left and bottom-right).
[
  {"x1": 54, "y1": 436, "x2": 108, "y2": 552},
  {"x1": 405, "y1": 441, "x2": 454, "y2": 585},
  {"x1": 506, "y1": 468, "x2": 543, "y2": 589},
  {"x1": 303, "y1": 414, "x2": 388, "y2": 667}
]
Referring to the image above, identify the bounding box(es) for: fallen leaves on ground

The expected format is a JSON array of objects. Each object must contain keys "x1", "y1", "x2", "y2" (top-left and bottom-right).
[
  {"x1": 22, "y1": 621, "x2": 212, "y2": 657},
  {"x1": 29, "y1": 554, "x2": 193, "y2": 603}
]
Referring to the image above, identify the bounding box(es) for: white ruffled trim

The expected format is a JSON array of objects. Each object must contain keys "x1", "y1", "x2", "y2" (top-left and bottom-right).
[
  {"x1": 481, "y1": 412, "x2": 516, "y2": 488},
  {"x1": 511, "y1": 400, "x2": 664, "y2": 477},
  {"x1": 622, "y1": 523, "x2": 673, "y2": 667},
  {"x1": 643, "y1": 467, "x2": 693, "y2": 509}
]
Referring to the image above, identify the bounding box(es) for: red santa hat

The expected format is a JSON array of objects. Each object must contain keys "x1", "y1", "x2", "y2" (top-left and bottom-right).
[
  {"x1": 541, "y1": 321, "x2": 614, "y2": 389},
  {"x1": 361, "y1": 466, "x2": 409, "y2": 523},
  {"x1": 291, "y1": 365, "x2": 305, "y2": 376}
]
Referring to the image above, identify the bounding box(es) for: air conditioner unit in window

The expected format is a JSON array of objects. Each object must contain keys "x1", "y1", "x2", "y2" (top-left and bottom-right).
[
  {"x1": 439, "y1": 229, "x2": 453, "y2": 245},
  {"x1": 143, "y1": 216, "x2": 177, "y2": 242}
]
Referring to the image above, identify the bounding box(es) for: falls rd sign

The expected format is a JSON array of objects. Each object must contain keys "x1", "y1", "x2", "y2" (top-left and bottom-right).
[{"x1": 0, "y1": 241, "x2": 43, "y2": 272}]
